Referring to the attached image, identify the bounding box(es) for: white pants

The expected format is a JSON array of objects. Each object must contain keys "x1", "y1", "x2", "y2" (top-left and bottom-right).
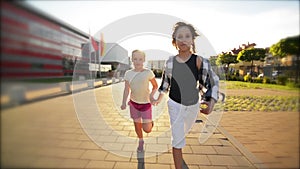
[{"x1": 167, "y1": 98, "x2": 200, "y2": 149}]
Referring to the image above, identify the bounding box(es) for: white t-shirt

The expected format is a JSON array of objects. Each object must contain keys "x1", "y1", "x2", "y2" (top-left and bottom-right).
[{"x1": 124, "y1": 68, "x2": 155, "y2": 104}]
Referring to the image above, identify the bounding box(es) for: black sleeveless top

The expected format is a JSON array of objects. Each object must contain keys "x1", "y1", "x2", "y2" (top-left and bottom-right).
[{"x1": 169, "y1": 54, "x2": 199, "y2": 106}]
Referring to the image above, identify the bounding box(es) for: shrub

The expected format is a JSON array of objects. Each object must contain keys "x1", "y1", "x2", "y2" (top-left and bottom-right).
[
  {"x1": 230, "y1": 75, "x2": 238, "y2": 81},
  {"x1": 277, "y1": 75, "x2": 288, "y2": 85},
  {"x1": 225, "y1": 73, "x2": 240, "y2": 81},
  {"x1": 263, "y1": 77, "x2": 271, "y2": 84},
  {"x1": 225, "y1": 73, "x2": 231, "y2": 80},
  {"x1": 243, "y1": 74, "x2": 251, "y2": 82},
  {"x1": 253, "y1": 77, "x2": 263, "y2": 83},
  {"x1": 286, "y1": 82, "x2": 300, "y2": 88}
]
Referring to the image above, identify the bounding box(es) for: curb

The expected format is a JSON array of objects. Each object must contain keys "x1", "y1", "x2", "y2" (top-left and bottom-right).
[{"x1": 1, "y1": 78, "x2": 123, "y2": 109}]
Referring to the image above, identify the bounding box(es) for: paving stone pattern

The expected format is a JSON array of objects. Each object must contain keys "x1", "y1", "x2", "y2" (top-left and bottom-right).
[{"x1": 1, "y1": 84, "x2": 282, "y2": 169}]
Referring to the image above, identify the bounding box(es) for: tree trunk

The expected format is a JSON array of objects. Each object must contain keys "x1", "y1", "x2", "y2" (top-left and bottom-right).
[{"x1": 250, "y1": 60, "x2": 254, "y2": 77}]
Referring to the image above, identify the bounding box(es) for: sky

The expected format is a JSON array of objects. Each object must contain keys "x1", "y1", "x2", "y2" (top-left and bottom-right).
[{"x1": 24, "y1": 0, "x2": 299, "y2": 59}]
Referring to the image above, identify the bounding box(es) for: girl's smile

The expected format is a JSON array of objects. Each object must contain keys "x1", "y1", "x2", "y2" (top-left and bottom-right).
[{"x1": 174, "y1": 26, "x2": 193, "y2": 52}]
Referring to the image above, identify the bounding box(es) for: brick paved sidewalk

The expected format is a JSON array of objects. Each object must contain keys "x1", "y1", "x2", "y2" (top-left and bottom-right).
[
  {"x1": 1, "y1": 84, "x2": 257, "y2": 169},
  {"x1": 221, "y1": 111, "x2": 299, "y2": 169}
]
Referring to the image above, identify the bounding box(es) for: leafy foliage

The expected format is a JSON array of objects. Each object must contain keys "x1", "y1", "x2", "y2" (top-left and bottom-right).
[
  {"x1": 270, "y1": 35, "x2": 300, "y2": 57},
  {"x1": 216, "y1": 52, "x2": 238, "y2": 66},
  {"x1": 243, "y1": 73, "x2": 251, "y2": 82},
  {"x1": 237, "y1": 48, "x2": 266, "y2": 62},
  {"x1": 237, "y1": 48, "x2": 266, "y2": 76},
  {"x1": 269, "y1": 35, "x2": 300, "y2": 83}
]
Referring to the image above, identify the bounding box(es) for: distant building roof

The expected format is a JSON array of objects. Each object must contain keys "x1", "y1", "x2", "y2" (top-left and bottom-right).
[{"x1": 12, "y1": 1, "x2": 89, "y2": 39}]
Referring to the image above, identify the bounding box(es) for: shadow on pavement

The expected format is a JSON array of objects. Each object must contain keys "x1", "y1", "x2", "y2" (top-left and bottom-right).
[{"x1": 137, "y1": 151, "x2": 145, "y2": 169}]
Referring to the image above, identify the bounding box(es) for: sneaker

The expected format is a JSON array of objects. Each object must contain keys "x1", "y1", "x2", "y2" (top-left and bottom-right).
[{"x1": 137, "y1": 140, "x2": 144, "y2": 152}]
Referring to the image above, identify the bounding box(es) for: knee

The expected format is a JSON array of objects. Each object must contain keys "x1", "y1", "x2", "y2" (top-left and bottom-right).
[
  {"x1": 143, "y1": 127, "x2": 152, "y2": 133},
  {"x1": 143, "y1": 123, "x2": 153, "y2": 133}
]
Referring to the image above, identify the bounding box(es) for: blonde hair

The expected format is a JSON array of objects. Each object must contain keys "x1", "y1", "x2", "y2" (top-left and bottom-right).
[{"x1": 132, "y1": 49, "x2": 146, "y2": 58}]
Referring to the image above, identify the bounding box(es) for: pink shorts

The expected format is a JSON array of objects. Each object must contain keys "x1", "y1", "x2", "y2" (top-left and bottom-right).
[{"x1": 128, "y1": 100, "x2": 152, "y2": 121}]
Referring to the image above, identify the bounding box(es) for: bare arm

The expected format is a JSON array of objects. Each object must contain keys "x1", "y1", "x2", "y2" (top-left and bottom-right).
[
  {"x1": 196, "y1": 55, "x2": 202, "y2": 70},
  {"x1": 149, "y1": 77, "x2": 158, "y2": 102},
  {"x1": 120, "y1": 80, "x2": 130, "y2": 110},
  {"x1": 154, "y1": 57, "x2": 172, "y2": 106},
  {"x1": 153, "y1": 92, "x2": 165, "y2": 106},
  {"x1": 198, "y1": 56, "x2": 219, "y2": 115}
]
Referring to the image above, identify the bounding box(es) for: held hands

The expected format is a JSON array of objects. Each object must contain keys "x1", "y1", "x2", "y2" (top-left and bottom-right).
[
  {"x1": 151, "y1": 99, "x2": 160, "y2": 106},
  {"x1": 150, "y1": 96, "x2": 160, "y2": 106},
  {"x1": 200, "y1": 99, "x2": 215, "y2": 115},
  {"x1": 151, "y1": 93, "x2": 164, "y2": 106}
]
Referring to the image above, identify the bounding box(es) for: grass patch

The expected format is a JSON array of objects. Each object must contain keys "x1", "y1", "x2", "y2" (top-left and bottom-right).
[
  {"x1": 224, "y1": 81, "x2": 298, "y2": 91},
  {"x1": 218, "y1": 88, "x2": 299, "y2": 111}
]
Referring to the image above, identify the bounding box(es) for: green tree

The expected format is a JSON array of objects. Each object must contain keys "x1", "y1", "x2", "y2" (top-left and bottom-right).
[
  {"x1": 237, "y1": 48, "x2": 266, "y2": 76},
  {"x1": 216, "y1": 52, "x2": 238, "y2": 74},
  {"x1": 209, "y1": 56, "x2": 217, "y2": 66},
  {"x1": 270, "y1": 35, "x2": 299, "y2": 57},
  {"x1": 216, "y1": 52, "x2": 239, "y2": 79},
  {"x1": 270, "y1": 35, "x2": 300, "y2": 83}
]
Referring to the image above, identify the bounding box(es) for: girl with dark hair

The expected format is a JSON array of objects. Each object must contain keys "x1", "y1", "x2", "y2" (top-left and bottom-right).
[{"x1": 153, "y1": 22, "x2": 219, "y2": 169}]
